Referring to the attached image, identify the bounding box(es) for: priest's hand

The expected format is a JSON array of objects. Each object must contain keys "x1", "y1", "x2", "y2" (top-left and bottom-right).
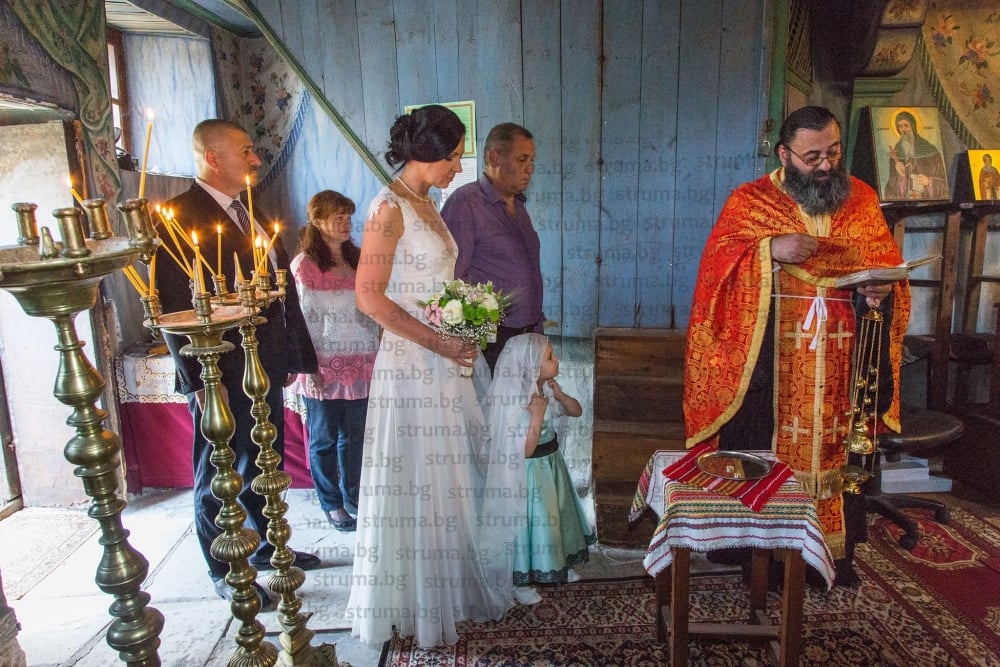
[
  {"x1": 770, "y1": 233, "x2": 818, "y2": 264},
  {"x1": 856, "y1": 281, "x2": 893, "y2": 308}
]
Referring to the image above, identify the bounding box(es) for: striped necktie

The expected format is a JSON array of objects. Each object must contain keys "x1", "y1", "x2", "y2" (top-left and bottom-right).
[{"x1": 229, "y1": 199, "x2": 251, "y2": 235}]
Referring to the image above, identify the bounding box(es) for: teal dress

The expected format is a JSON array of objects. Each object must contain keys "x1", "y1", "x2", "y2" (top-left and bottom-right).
[{"x1": 513, "y1": 408, "x2": 597, "y2": 585}]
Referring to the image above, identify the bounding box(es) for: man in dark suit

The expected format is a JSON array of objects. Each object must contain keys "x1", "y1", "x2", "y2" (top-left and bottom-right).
[{"x1": 156, "y1": 119, "x2": 320, "y2": 606}]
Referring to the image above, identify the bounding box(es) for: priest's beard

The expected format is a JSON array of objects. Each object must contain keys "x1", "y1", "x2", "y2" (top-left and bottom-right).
[{"x1": 783, "y1": 160, "x2": 851, "y2": 216}]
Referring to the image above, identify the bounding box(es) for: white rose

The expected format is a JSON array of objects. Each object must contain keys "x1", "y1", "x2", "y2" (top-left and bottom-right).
[
  {"x1": 481, "y1": 293, "x2": 498, "y2": 311},
  {"x1": 441, "y1": 300, "x2": 465, "y2": 326}
]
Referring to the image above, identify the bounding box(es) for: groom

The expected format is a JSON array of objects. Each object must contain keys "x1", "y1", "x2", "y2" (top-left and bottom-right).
[{"x1": 156, "y1": 119, "x2": 319, "y2": 607}]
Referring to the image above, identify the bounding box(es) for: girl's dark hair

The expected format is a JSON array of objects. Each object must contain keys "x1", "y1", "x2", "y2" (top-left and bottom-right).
[
  {"x1": 384, "y1": 104, "x2": 466, "y2": 168},
  {"x1": 299, "y1": 190, "x2": 360, "y2": 272}
]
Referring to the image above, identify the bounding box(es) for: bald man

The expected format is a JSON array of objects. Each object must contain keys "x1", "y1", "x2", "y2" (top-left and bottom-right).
[{"x1": 157, "y1": 119, "x2": 319, "y2": 608}]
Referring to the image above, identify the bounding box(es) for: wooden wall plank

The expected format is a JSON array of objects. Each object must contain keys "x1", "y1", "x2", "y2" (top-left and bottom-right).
[
  {"x1": 671, "y1": 0, "x2": 724, "y2": 330},
  {"x1": 253, "y1": 2, "x2": 282, "y2": 37},
  {"x1": 455, "y1": 0, "x2": 478, "y2": 135},
  {"x1": 278, "y1": 2, "x2": 305, "y2": 74},
  {"x1": 393, "y1": 0, "x2": 438, "y2": 108},
  {"x1": 473, "y1": 0, "x2": 523, "y2": 132},
  {"x1": 635, "y1": 0, "x2": 681, "y2": 328},
  {"x1": 245, "y1": 1, "x2": 772, "y2": 338},
  {"x1": 357, "y1": 0, "x2": 400, "y2": 162},
  {"x1": 316, "y1": 1, "x2": 367, "y2": 147},
  {"x1": 559, "y1": 0, "x2": 602, "y2": 337},
  {"x1": 714, "y1": 0, "x2": 767, "y2": 212},
  {"x1": 432, "y1": 0, "x2": 459, "y2": 102},
  {"x1": 522, "y1": 0, "x2": 563, "y2": 335},
  {"x1": 598, "y1": 4, "x2": 643, "y2": 327}
]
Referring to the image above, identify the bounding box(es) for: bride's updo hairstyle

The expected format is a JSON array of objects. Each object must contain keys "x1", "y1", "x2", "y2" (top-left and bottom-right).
[{"x1": 385, "y1": 104, "x2": 465, "y2": 169}]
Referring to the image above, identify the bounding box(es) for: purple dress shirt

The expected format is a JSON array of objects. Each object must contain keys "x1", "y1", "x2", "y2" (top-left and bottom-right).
[{"x1": 441, "y1": 173, "x2": 544, "y2": 329}]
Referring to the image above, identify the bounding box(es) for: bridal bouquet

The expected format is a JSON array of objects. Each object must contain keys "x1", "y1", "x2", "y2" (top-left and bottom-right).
[{"x1": 420, "y1": 280, "x2": 511, "y2": 374}]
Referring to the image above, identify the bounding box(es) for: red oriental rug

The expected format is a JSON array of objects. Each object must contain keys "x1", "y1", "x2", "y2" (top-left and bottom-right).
[{"x1": 379, "y1": 507, "x2": 1000, "y2": 666}]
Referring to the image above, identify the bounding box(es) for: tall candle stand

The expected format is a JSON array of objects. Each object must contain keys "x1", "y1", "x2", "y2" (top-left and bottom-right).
[
  {"x1": 0, "y1": 200, "x2": 163, "y2": 666},
  {"x1": 146, "y1": 291, "x2": 278, "y2": 667},
  {"x1": 228, "y1": 271, "x2": 335, "y2": 666}
]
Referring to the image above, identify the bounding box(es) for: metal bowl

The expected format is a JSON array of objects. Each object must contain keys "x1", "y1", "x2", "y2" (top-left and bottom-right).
[{"x1": 696, "y1": 451, "x2": 772, "y2": 481}]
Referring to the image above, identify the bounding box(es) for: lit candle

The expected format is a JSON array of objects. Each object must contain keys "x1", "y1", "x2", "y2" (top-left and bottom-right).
[
  {"x1": 121, "y1": 266, "x2": 146, "y2": 295},
  {"x1": 216, "y1": 223, "x2": 223, "y2": 276},
  {"x1": 138, "y1": 108, "x2": 154, "y2": 200},
  {"x1": 233, "y1": 251, "x2": 245, "y2": 285},
  {"x1": 67, "y1": 176, "x2": 84, "y2": 207},
  {"x1": 245, "y1": 174, "x2": 256, "y2": 263},
  {"x1": 192, "y1": 231, "x2": 205, "y2": 294},
  {"x1": 256, "y1": 222, "x2": 279, "y2": 275},
  {"x1": 148, "y1": 251, "x2": 157, "y2": 296}
]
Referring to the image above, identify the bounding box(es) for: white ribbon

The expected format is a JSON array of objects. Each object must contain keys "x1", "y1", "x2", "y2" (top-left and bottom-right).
[{"x1": 802, "y1": 296, "x2": 828, "y2": 351}]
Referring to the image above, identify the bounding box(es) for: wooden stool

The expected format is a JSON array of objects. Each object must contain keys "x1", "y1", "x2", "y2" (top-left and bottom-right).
[{"x1": 656, "y1": 547, "x2": 805, "y2": 667}]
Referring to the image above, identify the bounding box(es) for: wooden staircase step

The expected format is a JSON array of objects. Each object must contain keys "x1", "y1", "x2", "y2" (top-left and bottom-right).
[
  {"x1": 594, "y1": 378, "x2": 684, "y2": 422},
  {"x1": 593, "y1": 431, "x2": 684, "y2": 483},
  {"x1": 592, "y1": 327, "x2": 686, "y2": 549},
  {"x1": 594, "y1": 327, "x2": 686, "y2": 377},
  {"x1": 592, "y1": 420, "x2": 686, "y2": 438},
  {"x1": 593, "y1": 483, "x2": 658, "y2": 548}
]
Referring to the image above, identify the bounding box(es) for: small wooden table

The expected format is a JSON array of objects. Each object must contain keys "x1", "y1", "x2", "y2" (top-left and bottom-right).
[{"x1": 630, "y1": 450, "x2": 835, "y2": 666}]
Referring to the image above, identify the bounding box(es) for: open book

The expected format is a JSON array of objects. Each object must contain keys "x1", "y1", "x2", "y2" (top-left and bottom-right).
[{"x1": 833, "y1": 255, "x2": 942, "y2": 288}]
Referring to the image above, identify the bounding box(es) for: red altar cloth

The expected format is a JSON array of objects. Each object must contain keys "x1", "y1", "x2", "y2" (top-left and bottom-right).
[{"x1": 116, "y1": 349, "x2": 312, "y2": 492}]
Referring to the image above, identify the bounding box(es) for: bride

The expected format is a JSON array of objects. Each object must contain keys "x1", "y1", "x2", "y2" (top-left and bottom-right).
[{"x1": 346, "y1": 105, "x2": 515, "y2": 648}]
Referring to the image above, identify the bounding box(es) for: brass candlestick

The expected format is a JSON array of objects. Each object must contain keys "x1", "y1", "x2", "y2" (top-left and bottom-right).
[
  {"x1": 0, "y1": 204, "x2": 163, "y2": 666},
  {"x1": 151, "y1": 294, "x2": 277, "y2": 667},
  {"x1": 234, "y1": 274, "x2": 337, "y2": 667}
]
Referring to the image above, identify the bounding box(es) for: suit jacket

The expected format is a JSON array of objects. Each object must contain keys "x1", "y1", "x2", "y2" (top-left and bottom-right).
[{"x1": 157, "y1": 183, "x2": 317, "y2": 395}]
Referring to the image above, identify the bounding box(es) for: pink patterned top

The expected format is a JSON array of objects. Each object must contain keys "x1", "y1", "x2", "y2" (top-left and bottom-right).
[{"x1": 286, "y1": 253, "x2": 379, "y2": 401}]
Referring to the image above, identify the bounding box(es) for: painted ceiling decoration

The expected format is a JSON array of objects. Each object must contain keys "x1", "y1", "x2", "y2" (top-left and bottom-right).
[
  {"x1": 919, "y1": 0, "x2": 1000, "y2": 149},
  {"x1": 858, "y1": 0, "x2": 930, "y2": 77}
]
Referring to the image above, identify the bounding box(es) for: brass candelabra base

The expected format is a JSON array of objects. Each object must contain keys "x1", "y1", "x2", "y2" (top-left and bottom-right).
[
  {"x1": 0, "y1": 236, "x2": 163, "y2": 666},
  {"x1": 155, "y1": 302, "x2": 277, "y2": 667}
]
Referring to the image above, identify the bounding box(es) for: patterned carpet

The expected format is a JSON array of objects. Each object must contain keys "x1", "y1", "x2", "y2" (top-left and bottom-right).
[{"x1": 380, "y1": 507, "x2": 1000, "y2": 666}]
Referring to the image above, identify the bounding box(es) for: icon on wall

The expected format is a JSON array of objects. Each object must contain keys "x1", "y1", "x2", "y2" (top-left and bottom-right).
[
  {"x1": 868, "y1": 106, "x2": 951, "y2": 202},
  {"x1": 967, "y1": 149, "x2": 1000, "y2": 201}
]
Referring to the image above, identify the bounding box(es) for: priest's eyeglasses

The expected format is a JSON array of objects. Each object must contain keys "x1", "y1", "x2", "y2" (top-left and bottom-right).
[{"x1": 786, "y1": 145, "x2": 842, "y2": 168}]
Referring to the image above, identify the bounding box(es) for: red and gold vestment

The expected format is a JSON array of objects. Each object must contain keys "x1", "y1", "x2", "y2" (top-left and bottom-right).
[{"x1": 684, "y1": 169, "x2": 911, "y2": 557}]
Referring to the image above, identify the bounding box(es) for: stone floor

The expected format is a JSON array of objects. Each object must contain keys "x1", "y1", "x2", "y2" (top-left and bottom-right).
[{"x1": 0, "y1": 487, "x2": 657, "y2": 667}]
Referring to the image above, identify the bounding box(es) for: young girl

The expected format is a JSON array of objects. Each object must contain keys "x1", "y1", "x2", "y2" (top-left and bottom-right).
[{"x1": 482, "y1": 333, "x2": 596, "y2": 605}]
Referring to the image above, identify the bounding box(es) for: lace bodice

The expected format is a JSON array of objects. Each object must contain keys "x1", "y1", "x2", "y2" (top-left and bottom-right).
[{"x1": 366, "y1": 188, "x2": 458, "y2": 317}]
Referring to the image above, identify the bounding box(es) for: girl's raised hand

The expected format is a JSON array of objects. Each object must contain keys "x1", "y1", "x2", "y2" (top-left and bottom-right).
[{"x1": 527, "y1": 392, "x2": 548, "y2": 419}]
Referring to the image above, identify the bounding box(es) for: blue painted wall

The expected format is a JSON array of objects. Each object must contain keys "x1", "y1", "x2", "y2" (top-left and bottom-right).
[{"x1": 244, "y1": 0, "x2": 772, "y2": 336}]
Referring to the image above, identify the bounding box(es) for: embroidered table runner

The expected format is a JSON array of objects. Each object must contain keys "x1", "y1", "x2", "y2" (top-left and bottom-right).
[
  {"x1": 660, "y1": 442, "x2": 794, "y2": 511},
  {"x1": 630, "y1": 449, "x2": 835, "y2": 588}
]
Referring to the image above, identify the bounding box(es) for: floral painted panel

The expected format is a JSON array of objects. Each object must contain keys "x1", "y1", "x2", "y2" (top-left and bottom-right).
[
  {"x1": 211, "y1": 28, "x2": 308, "y2": 190},
  {"x1": 922, "y1": 0, "x2": 1000, "y2": 148}
]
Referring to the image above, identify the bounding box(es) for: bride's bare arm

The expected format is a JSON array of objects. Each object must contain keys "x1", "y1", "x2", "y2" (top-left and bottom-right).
[{"x1": 355, "y1": 201, "x2": 477, "y2": 367}]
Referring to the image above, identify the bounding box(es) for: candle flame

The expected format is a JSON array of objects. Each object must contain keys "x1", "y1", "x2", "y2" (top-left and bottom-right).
[
  {"x1": 192, "y1": 231, "x2": 199, "y2": 246},
  {"x1": 217, "y1": 223, "x2": 222, "y2": 234},
  {"x1": 66, "y1": 175, "x2": 73, "y2": 188},
  {"x1": 146, "y1": 108, "x2": 155, "y2": 121},
  {"x1": 255, "y1": 236, "x2": 262, "y2": 248}
]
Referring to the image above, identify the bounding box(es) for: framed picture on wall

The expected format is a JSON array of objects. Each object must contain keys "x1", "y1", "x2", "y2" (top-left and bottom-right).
[
  {"x1": 869, "y1": 106, "x2": 950, "y2": 202},
  {"x1": 968, "y1": 149, "x2": 1000, "y2": 201}
]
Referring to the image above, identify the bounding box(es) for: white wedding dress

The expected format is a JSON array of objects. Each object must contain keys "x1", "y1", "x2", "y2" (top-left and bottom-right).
[{"x1": 346, "y1": 188, "x2": 513, "y2": 648}]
